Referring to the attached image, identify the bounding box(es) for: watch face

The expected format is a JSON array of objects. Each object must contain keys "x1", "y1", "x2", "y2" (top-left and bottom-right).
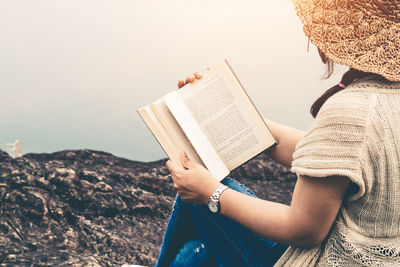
[{"x1": 208, "y1": 201, "x2": 219, "y2": 213}]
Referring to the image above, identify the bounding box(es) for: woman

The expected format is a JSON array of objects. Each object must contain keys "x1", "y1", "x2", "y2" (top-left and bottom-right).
[{"x1": 156, "y1": 0, "x2": 400, "y2": 266}]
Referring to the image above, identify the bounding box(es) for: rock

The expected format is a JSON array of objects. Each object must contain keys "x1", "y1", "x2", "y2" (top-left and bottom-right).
[
  {"x1": 94, "y1": 182, "x2": 112, "y2": 192},
  {"x1": 0, "y1": 149, "x2": 296, "y2": 266}
]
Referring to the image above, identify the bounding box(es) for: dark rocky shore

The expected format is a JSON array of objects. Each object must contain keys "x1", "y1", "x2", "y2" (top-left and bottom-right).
[{"x1": 0, "y1": 149, "x2": 296, "y2": 266}]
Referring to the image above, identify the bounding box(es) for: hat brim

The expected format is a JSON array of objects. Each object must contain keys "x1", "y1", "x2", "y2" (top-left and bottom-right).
[{"x1": 292, "y1": 0, "x2": 400, "y2": 81}]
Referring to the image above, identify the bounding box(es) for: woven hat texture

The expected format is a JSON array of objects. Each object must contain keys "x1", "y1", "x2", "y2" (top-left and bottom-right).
[{"x1": 292, "y1": 0, "x2": 400, "y2": 81}]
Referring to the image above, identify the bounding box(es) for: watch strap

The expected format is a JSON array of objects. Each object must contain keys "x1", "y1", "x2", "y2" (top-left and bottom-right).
[{"x1": 209, "y1": 184, "x2": 229, "y2": 213}]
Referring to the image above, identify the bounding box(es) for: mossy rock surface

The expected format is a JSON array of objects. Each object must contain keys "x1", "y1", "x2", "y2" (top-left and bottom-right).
[{"x1": 0, "y1": 149, "x2": 296, "y2": 266}]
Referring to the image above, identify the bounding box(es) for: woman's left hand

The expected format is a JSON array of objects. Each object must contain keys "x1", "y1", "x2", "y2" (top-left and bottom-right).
[{"x1": 166, "y1": 151, "x2": 221, "y2": 204}]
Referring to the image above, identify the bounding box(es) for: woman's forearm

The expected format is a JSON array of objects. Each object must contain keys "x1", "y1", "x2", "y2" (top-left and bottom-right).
[
  {"x1": 220, "y1": 188, "x2": 292, "y2": 244},
  {"x1": 218, "y1": 174, "x2": 348, "y2": 249},
  {"x1": 218, "y1": 187, "x2": 319, "y2": 248},
  {"x1": 264, "y1": 118, "x2": 305, "y2": 167}
]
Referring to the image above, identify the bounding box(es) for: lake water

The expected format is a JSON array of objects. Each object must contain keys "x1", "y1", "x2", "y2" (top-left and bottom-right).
[{"x1": 0, "y1": 0, "x2": 344, "y2": 162}]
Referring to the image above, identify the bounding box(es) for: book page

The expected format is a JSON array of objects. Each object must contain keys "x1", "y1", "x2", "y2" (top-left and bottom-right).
[
  {"x1": 137, "y1": 106, "x2": 180, "y2": 164},
  {"x1": 150, "y1": 98, "x2": 204, "y2": 168},
  {"x1": 164, "y1": 91, "x2": 229, "y2": 181},
  {"x1": 178, "y1": 60, "x2": 276, "y2": 171}
]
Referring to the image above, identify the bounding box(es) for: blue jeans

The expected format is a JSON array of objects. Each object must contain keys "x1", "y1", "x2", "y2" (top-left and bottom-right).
[{"x1": 156, "y1": 177, "x2": 288, "y2": 267}]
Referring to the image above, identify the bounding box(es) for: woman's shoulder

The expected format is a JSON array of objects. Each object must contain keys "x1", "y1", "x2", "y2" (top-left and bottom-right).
[
  {"x1": 340, "y1": 76, "x2": 400, "y2": 94},
  {"x1": 317, "y1": 87, "x2": 373, "y2": 122},
  {"x1": 319, "y1": 76, "x2": 400, "y2": 121}
]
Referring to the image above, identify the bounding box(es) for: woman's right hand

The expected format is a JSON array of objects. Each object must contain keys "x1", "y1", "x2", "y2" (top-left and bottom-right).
[{"x1": 177, "y1": 67, "x2": 210, "y2": 89}]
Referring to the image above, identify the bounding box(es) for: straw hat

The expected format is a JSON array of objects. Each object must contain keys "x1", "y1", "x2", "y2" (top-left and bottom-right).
[{"x1": 292, "y1": 0, "x2": 400, "y2": 81}]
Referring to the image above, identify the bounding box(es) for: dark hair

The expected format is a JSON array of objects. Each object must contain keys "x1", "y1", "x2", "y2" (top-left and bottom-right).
[{"x1": 310, "y1": 51, "x2": 374, "y2": 118}]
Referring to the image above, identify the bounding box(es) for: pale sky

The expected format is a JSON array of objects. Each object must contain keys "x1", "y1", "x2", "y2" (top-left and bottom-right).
[{"x1": 0, "y1": 0, "x2": 345, "y2": 162}]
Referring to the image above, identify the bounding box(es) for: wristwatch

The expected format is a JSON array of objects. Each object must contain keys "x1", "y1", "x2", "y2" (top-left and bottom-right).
[{"x1": 207, "y1": 185, "x2": 229, "y2": 213}]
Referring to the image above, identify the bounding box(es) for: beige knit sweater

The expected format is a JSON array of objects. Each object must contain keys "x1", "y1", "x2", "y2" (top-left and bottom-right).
[{"x1": 275, "y1": 78, "x2": 400, "y2": 266}]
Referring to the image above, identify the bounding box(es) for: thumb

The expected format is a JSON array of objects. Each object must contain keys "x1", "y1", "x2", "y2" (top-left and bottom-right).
[
  {"x1": 180, "y1": 151, "x2": 195, "y2": 169},
  {"x1": 166, "y1": 159, "x2": 184, "y2": 175}
]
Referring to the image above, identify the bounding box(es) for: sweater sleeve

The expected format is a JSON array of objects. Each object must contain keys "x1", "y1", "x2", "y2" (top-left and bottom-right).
[{"x1": 291, "y1": 90, "x2": 372, "y2": 201}]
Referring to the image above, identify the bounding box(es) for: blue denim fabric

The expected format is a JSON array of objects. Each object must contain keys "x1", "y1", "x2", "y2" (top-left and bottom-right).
[
  {"x1": 156, "y1": 177, "x2": 288, "y2": 267},
  {"x1": 170, "y1": 239, "x2": 218, "y2": 267}
]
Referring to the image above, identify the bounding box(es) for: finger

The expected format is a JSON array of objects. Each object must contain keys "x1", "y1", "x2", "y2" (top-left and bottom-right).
[
  {"x1": 178, "y1": 79, "x2": 185, "y2": 88},
  {"x1": 180, "y1": 151, "x2": 195, "y2": 169},
  {"x1": 165, "y1": 160, "x2": 173, "y2": 172},
  {"x1": 185, "y1": 76, "x2": 195, "y2": 84},
  {"x1": 166, "y1": 160, "x2": 184, "y2": 174},
  {"x1": 173, "y1": 182, "x2": 179, "y2": 190},
  {"x1": 194, "y1": 72, "x2": 203, "y2": 79},
  {"x1": 177, "y1": 192, "x2": 201, "y2": 204}
]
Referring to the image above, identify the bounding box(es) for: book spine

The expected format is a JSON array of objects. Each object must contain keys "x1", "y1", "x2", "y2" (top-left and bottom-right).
[{"x1": 164, "y1": 91, "x2": 228, "y2": 181}]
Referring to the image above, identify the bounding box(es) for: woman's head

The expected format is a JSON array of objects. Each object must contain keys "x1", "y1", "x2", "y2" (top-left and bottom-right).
[
  {"x1": 310, "y1": 48, "x2": 384, "y2": 118},
  {"x1": 292, "y1": 0, "x2": 400, "y2": 117},
  {"x1": 292, "y1": 0, "x2": 400, "y2": 81}
]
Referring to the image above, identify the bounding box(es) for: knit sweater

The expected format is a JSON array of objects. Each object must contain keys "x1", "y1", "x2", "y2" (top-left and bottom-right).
[{"x1": 274, "y1": 78, "x2": 400, "y2": 266}]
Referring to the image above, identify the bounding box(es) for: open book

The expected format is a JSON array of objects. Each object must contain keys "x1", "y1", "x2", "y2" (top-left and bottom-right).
[{"x1": 138, "y1": 60, "x2": 277, "y2": 181}]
